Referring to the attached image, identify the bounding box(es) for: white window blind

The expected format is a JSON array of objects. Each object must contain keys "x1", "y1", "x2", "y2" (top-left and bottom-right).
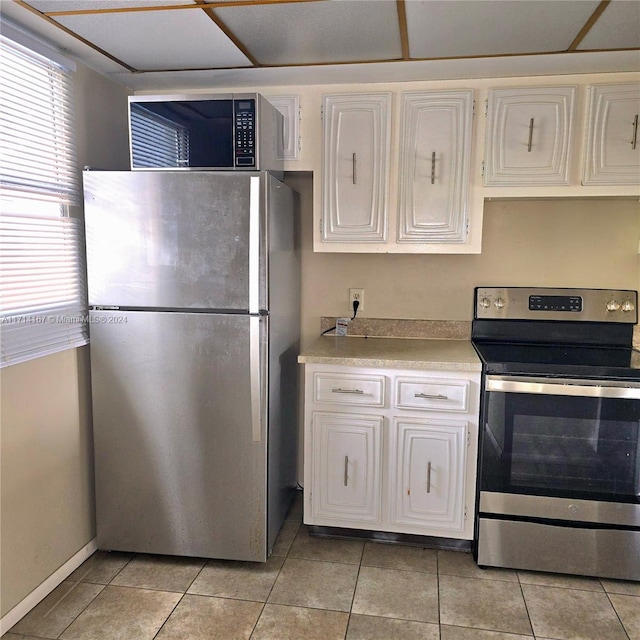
[{"x1": 0, "y1": 34, "x2": 87, "y2": 368}]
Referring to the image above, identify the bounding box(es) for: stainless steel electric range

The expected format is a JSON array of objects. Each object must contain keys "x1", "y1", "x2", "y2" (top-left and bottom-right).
[{"x1": 472, "y1": 287, "x2": 640, "y2": 581}]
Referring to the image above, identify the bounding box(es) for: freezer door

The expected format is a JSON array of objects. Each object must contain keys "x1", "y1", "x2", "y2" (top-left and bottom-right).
[
  {"x1": 83, "y1": 171, "x2": 265, "y2": 311},
  {"x1": 89, "y1": 310, "x2": 268, "y2": 561}
]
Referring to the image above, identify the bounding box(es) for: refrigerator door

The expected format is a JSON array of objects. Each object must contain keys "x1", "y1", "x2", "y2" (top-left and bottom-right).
[
  {"x1": 83, "y1": 171, "x2": 265, "y2": 312},
  {"x1": 265, "y1": 174, "x2": 300, "y2": 550},
  {"x1": 89, "y1": 309, "x2": 268, "y2": 561}
]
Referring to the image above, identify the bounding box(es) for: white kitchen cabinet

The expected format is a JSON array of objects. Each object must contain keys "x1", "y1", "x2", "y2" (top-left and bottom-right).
[
  {"x1": 321, "y1": 93, "x2": 391, "y2": 243},
  {"x1": 391, "y1": 419, "x2": 467, "y2": 532},
  {"x1": 398, "y1": 90, "x2": 474, "y2": 243},
  {"x1": 310, "y1": 412, "x2": 383, "y2": 523},
  {"x1": 583, "y1": 83, "x2": 640, "y2": 186},
  {"x1": 266, "y1": 94, "x2": 300, "y2": 161},
  {"x1": 318, "y1": 88, "x2": 481, "y2": 253},
  {"x1": 303, "y1": 363, "x2": 480, "y2": 540},
  {"x1": 484, "y1": 86, "x2": 577, "y2": 186}
]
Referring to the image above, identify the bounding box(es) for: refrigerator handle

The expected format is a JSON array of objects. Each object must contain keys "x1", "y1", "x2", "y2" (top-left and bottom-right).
[
  {"x1": 250, "y1": 315, "x2": 263, "y2": 442},
  {"x1": 249, "y1": 176, "x2": 260, "y2": 315}
]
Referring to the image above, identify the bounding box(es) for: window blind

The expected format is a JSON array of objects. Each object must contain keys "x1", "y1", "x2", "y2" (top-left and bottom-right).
[{"x1": 0, "y1": 34, "x2": 87, "y2": 368}]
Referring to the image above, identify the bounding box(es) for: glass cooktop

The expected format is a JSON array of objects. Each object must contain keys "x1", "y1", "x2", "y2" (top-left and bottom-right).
[{"x1": 472, "y1": 341, "x2": 640, "y2": 381}]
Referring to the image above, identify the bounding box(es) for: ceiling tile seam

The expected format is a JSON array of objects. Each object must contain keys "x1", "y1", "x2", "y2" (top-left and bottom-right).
[
  {"x1": 43, "y1": 0, "x2": 322, "y2": 18},
  {"x1": 127, "y1": 47, "x2": 640, "y2": 75},
  {"x1": 12, "y1": 0, "x2": 138, "y2": 72},
  {"x1": 194, "y1": 0, "x2": 260, "y2": 67},
  {"x1": 396, "y1": 0, "x2": 410, "y2": 61},
  {"x1": 567, "y1": 0, "x2": 611, "y2": 51}
]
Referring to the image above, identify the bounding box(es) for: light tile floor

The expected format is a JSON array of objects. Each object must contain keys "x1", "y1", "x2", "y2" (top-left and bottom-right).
[{"x1": 5, "y1": 492, "x2": 639, "y2": 640}]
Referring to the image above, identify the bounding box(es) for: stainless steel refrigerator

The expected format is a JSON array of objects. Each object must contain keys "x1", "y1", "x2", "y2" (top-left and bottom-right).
[{"x1": 83, "y1": 170, "x2": 300, "y2": 562}]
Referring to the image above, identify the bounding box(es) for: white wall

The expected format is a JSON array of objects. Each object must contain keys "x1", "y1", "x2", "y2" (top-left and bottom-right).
[{"x1": 0, "y1": 61, "x2": 131, "y2": 618}]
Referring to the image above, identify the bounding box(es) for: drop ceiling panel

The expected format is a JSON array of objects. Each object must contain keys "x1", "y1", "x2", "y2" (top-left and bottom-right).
[
  {"x1": 25, "y1": 0, "x2": 197, "y2": 11},
  {"x1": 406, "y1": 0, "x2": 601, "y2": 59},
  {"x1": 577, "y1": 0, "x2": 640, "y2": 50},
  {"x1": 214, "y1": 0, "x2": 402, "y2": 65},
  {"x1": 50, "y1": 7, "x2": 252, "y2": 70}
]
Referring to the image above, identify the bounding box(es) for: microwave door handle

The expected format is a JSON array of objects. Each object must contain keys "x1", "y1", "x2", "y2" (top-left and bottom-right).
[{"x1": 485, "y1": 376, "x2": 640, "y2": 400}]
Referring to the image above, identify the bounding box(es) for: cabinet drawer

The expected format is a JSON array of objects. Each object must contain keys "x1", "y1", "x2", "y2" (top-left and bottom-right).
[
  {"x1": 395, "y1": 377, "x2": 469, "y2": 412},
  {"x1": 314, "y1": 372, "x2": 386, "y2": 407}
]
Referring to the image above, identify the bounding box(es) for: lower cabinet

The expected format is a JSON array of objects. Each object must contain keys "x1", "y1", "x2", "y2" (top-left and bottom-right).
[
  {"x1": 303, "y1": 363, "x2": 480, "y2": 540},
  {"x1": 311, "y1": 412, "x2": 383, "y2": 523},
  {"x1": 391, "y1": 419, "x2": 467, "y2": 533}
]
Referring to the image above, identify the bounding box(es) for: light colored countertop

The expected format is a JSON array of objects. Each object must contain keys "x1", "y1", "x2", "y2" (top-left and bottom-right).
[{"x1": 298, "y1": 336, "x2": 482, "y2": 371}]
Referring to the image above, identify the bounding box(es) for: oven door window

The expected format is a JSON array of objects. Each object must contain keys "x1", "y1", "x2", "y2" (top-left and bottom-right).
[{"x1": 482, "y1": 390, "x2": 640, "y2": 503}]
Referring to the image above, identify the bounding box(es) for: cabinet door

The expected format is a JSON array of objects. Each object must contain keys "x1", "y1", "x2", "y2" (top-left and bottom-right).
[
  {"x1": 391, "y1": 418, "x2": 467, "y2": 533},
  {"x1": 583, "y1": 83, "x2": 640, "y2": 185},
  {"x1": 398, "y1": 90, "x2": 473, "y2": 243},
  {"x1": 311, "y1": 412, "x2": 383, "y2": 523},
  {"x1": 484, "y1": 86, "x2": 576, "y2": 186},
  {"x1": 322, "y1": 93, "x2": 391, "y2": 243}
]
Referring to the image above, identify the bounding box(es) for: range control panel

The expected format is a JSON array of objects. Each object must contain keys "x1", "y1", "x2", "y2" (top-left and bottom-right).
[{"x1": 475, "y1": 287, "x2": 637, "y2": 323}]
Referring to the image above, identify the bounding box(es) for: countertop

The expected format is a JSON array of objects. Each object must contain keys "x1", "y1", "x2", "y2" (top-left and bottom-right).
[{"x1": 298, "y1": 336, "x2": 482, "y2": 372}]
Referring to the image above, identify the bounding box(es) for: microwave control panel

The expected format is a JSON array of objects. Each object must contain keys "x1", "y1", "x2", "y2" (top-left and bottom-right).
[{"x1": 234, "y1": 99, "x2": 256, "y2": 167}]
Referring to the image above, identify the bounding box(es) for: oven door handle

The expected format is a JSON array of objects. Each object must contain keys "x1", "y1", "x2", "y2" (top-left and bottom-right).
[{"x1": 485, "y1": 375, "x2": 640, "y2": 399}]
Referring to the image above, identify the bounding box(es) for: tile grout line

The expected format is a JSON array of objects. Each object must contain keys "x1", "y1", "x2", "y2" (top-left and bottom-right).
[
  {"x1": 601, "y1": 584, "x2": 633, "y2": 640},
  {"x1": 149, "y1": 556, "x2": 210, "y2": 639},
  {"x1": 41, "y1": 568, "x2": 93, "y2": 619},
  {"x1": 248, "y1": 509, "x2": 301, "y2": 639},
  {"x1": 343, "y1": 537, "x2": 367, "y2": 640},
  {"x1": 435, "y1": 549, "x2": 441, "y2": 636},
  {"x1": 516, "y1": 568, "x2": 537, "y2": 638},
  {"x1": 151, "y1": 592, "x2": 186, "y2": 640},
  {"x1": 57, "y1": 553, "x2": 136, "y2": 639}
]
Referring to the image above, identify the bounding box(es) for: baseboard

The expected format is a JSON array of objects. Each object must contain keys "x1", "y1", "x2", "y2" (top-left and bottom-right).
[{"x1": 0, "y1": 538, "x2": 98, "y2": 635}]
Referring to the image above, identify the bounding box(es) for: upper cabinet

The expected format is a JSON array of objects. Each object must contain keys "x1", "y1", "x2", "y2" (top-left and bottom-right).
[
  {"x1": 318, "y1": 89, "x2": 481, "y2": 253},
  {"x1": 583, "y1": 83, "x2": 640, "y2": 186},
  {"x1": 484, "y1": 86, "x2": 576, "y2": 186},
  {"x1": 398, "y1": 91, "x2": 473, "y2": 244},
  {"x1": 321, "y1": 93, "x2": 391, "y2": 243},
  {"x1": 252, "y1": 72, "x2": 639, "y2": 254}
]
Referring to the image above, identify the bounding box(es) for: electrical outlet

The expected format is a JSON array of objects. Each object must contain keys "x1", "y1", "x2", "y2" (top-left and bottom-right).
[{"x1": 349, "y1": 288, "x2": 364, "y2": 314}]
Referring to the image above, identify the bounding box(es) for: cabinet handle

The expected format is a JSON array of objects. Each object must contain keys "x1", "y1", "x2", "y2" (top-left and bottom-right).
[
  {"x1": 414, "y1": 392, "x2": 448, "y2": 400},
  {"x1": 632, "y1": 114, "x2": 638, "y2": 150},
  {"x1": 344, "y1": 455, "x2": 349, "y2": 486},
  {"x1": 430, "y1": 151, "x2": 436, "y2": 184},
  {"x1": 352, "y1": 152, "x2": 357, "y2": 185},
  {"x1": 427, "y1": 461, "x2": 432, "y2": 493},
  {"x1": 527, "y1": 117, "x2": 534, "y2": 152},
  {"x1": 332, "y1": 387, "x2": 364, "y2": 395}
]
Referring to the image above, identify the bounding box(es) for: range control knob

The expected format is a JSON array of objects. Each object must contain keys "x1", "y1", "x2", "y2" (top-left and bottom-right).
[
  {"x1": 606, "y1": 300, "x2": 621, "y2": 312},
  {"x1": 479, "y1": 296, "x2": 492, "y2": 309},
  {"x1": 494, "y1": 297, "x2": 506, "y2": 310},
  {"x1": 622, "y1": 300, "x2": 636, "y2": 312}
]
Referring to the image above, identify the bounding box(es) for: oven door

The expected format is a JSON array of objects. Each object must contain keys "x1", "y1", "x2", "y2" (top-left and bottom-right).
[
  {"x1": 480, "y1": 376, "x2": 640, "y2": 509},
  {"x1": 477, "y1": 375, "x2": 640, "y2": 579}
]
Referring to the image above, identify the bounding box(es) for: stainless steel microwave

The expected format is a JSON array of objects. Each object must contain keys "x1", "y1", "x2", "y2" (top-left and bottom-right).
[{"x1": 128, "y1": 93, "x2": 283, "y2": 172}]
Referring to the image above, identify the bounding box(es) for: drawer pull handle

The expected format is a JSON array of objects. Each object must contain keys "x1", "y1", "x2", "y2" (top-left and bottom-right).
[
  {"x1": 632, "y1": 114, "x2": 638, "y2": 150},
  {"x1": 344, "y1": 455, "x2": 349, "y2": 486},
  {"x1": 332, "y1": 388, "x2": 364, "y2": 395},
  {"x1": 430, "y1": 151, "x2": 436, "y2": 184},
  {"x1": 427, "y1": 461, "x2": 432, "y2": 493},
  {"x1": 352, "y1": 152, "x2": 357, "y2": 184},
  {"x1": 414, "y1": 392, "x2": 448, "y2": 400}
]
